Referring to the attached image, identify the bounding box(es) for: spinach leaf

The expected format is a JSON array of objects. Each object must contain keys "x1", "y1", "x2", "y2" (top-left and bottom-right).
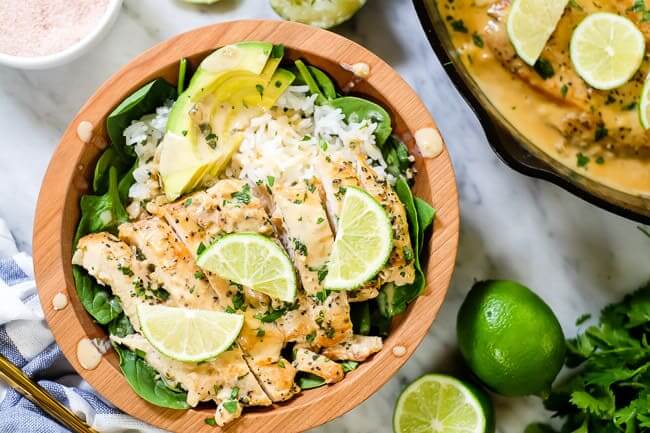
[
  {"x1": 382, "y1": 136, "x2": 411, "y2": 178},
  {"x1": 308, "y1": 65, "x2": 337, "y2": 100},
  {"x1": 72, "y1": 266, "x2": 122, "y2": 325},
  {"x1": 296, "y1": 372, "x2": 326, "y2": 390},
  {"x1": 106, "y1": 79, "x2": 176, "y2": 157},
  {"x1": 113, "y1": 344, "x2": 190, "y2": 409},
  {"x1": 377, "y1": 177, "x2": 435, "y2": 318},
  {"x1": 341, "y1": 361, "x2": 359, "y2": 373},
  {"x1": 329, "y1": 96, "x2": 392, "y2": 146},
  {"x1": 74, "y1": 167, "x2": 129, "y2": 246},
  {"x1": 108, "y1": 313, "x2": 134, "y2": 338},
  {"x1": 295, "y1": 60, "x2": 327, "y2": 105},
  {"x1": 351, "y1": 301, "x2": 371, "y2": 335},
  {"x1": 117, "y1": 163, "x2": 136, "y2": 204},
  {"x1": 93, "y1": 147, "x2": 130, "y2": 194}
]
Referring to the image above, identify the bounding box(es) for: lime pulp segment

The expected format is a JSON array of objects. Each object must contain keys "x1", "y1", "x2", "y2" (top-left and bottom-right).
[{"x1": 270, "y1": 0, "x2": 367, "y2": 29}]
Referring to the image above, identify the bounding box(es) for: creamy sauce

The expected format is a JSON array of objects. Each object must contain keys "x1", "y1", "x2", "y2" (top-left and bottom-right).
[
  {"x1": 415, "y1": 127, "x2": 444, "y2": 158},
  {"x1": 52, "y1": 292, "x2": 68, "y2": 310},
  {"x1": 77, "y1": 120, "x2": 93, "y2": 143},
  {"x1": 77, "y1": 338, "x2": 102, "y2": 370},
  {"x1": 439, "y1": 0, "x2": 650, "y2": 196},
  {"x1": 341, "y1": 62, "x2": 370, "y2": 78},
  {"x1": 392, "y1": 345, "x2": 407, "y2": 357}
]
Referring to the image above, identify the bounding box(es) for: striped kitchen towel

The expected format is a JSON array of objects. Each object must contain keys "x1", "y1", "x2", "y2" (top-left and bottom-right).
[{"x1": 0, "y1": 219, "x2": 165, "y2": 433}]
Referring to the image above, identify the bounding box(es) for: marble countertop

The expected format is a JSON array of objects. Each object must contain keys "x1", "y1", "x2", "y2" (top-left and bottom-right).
[{"x1": 1, "y1": 1, "x2": 649, "y2": 432}]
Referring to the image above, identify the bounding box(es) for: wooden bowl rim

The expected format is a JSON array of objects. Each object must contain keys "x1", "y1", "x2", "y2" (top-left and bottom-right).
[{"x1": 33, "y1": 20, "x2": 459, "y2": 433}]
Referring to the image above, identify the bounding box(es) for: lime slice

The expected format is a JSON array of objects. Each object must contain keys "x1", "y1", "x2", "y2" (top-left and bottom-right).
[
  {"x1": 506, "y1": 0, "x2": 569, "y2": 66},
  {"x1": 323, "y1": 187, "x2": 392, "y2": 291},
  {"x1": 570, "y1": 13, "x2": 645, "y2": 90},
  {"x1": 196, "y1": 233, "x2": 297, "y2": 302},
  {"x1": 640, "y1": 74, "x2": 650, "y2": 129},
  {"x1": 270, "y1": 0, "x2": 367, "y2": 29},
  {"x1": 137, "y1": 304, "x2": 243, "y2": 362},
  {"x1": 393, "y1": 374, "x2": 494, "y2": 433}
]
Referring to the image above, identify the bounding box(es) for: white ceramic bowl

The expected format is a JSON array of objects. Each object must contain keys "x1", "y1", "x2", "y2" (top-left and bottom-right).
[{"x1": 0, "y1": 0, "x2": 123, "y2": 70}]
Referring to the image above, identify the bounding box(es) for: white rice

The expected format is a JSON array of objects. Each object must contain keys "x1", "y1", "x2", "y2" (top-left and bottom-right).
[{"x1": 122, "y1": 87, "x2": 389, "y2": 216}]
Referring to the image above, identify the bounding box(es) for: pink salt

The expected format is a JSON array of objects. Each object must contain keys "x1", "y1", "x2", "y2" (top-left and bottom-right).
[{"x1": 0, "y1": 0, "x2": 110, "y2": 57}]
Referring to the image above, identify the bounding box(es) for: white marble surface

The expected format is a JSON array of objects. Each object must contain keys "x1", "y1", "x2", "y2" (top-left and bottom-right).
[{"x1": 1, "y1": 1, "x2": 649, "y2": 432}]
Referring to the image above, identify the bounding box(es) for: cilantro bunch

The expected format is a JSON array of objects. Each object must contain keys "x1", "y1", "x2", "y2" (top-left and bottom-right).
[{"x1": 541, "y1": 284, "x2": 650, "y2": 433}]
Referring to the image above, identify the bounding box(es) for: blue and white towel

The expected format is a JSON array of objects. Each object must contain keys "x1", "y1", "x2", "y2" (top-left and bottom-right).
[{"x1": 0, "y1": 219, "x2": 165, "y2": 433}]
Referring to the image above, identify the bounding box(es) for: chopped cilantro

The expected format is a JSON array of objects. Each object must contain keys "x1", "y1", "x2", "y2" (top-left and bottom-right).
[
  {"x1": 576, "y1": 153, "x2": 590, "y2": 168},
  {"x1": 451, "y1": 19, "x2": 468, "y2": 33},
  {"x1": 534, "y1": 58, "x2": 555, "y2": 80},
  {"x1": 472, "y1": 33, "x2": 484, "y2": 48}
]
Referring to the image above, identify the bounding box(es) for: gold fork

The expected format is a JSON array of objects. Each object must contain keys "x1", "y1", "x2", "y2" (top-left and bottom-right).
[{"x1": 0, "y1": 353, "x2": 98, "y2": 433}]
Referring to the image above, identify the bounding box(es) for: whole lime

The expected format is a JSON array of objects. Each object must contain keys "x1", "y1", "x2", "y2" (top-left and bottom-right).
[{"x1": 457, "y1": 280, "x2": 566, "y2": 396}]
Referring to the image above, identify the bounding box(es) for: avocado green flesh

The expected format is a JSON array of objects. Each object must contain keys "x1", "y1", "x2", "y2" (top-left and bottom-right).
[{"x1": 160, "y1": 42, "x2": 294, "y2": 200}]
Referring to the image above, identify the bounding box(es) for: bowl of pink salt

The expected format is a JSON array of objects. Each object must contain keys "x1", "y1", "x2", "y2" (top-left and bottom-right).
[{"x1": 0, "y1": 0, "x2": 122, "y2": 69}]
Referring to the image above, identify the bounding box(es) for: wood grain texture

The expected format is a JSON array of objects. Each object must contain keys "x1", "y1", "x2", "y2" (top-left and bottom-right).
[{"x1": 33, "y1": 20, "x2": 459, "y2": 433}]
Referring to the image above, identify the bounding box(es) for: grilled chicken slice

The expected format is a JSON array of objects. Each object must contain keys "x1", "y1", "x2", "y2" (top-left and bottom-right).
[
  {"x1": 271, "y1": 178, "x2": 333, "y2": 296},
  {"x1": 347, "y1": 285, "x2": 381, "y2": 303},
  {"x1": 354, "y1": 155, "x2": 415, "y2": 287},
  {"x1": 118, "y1": 217, "x2": 222, "y2": 310},
  {"x1": 72, "y1": 233, "x2": 152, "y2": 330},
  {"x1": 256, "y1": 177, "x2": 353, "y2": 349},
  {"x1": 111, "y1": 334, "x2": 271, "y2": 409},
  {"x1": 155, "y1": 182, "x2": 296, "y2": 402},
  {"x1": 485, "y1": 0, "x2": 650, "y2": 151},
  {"x1": 321, "y1": 335, "x2": 383, "y2": 362},
  {"x1": 293, "y1": 348, "x2": 344, "y2": 384},
  {"x1": 313, "y1": 153, "x2": 362, "y2": 229}
]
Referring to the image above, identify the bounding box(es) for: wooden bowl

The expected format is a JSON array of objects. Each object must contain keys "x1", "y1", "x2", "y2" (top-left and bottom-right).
[{"x1": 33, "y1": 20, "x2": 459, "y2": 433}]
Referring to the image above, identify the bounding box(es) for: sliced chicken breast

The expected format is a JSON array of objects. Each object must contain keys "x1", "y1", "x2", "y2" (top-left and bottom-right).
[
  {"x1": 111, "y1": 334, "x2": 271, "y2": 408},
  {"x1": 293, "y1": 348, "x2": 344, "y2": 384},
  {"x1": 321, "y1": 335, "x2": 383, "y2": 362}
]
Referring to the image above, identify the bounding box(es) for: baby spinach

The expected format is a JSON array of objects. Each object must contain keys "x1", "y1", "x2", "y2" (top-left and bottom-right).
[
  {"x1": 72, "y1": 266, "x2": 122, "y2": 325},
  {"x1": 113, "y1": 344, "x2": 190, "y2": 410},
  {"x1": 377, "y1": 176, "x2": 435, "y2": 318},
  {"x1": 93, "y1": 147, "x2": 130, "y2": 194},
  {"x1": 74, "y1": 167, "x2": 129, "y2": 246},
  {"x1": 108, "y1": 313, "x2": 134, "y2": 338},
  {"x1": 106, "y1": 78, "x2": 176, "y2": 157},
  {"x1": 296, "y1": 372, "x2": 326, "y2": 390},
  {"x1": 351, "y1": 301, "x2": 371, "y2": 335},
  {"x1": 329, "y1": 96, "x2": 392, "y2": 146},
  {"x1": 382, "y1": 136, "x2": 411, "y2": 178},
  {"x1": 308, "y1": 66, "x2": 337, "y2": 100},
  {"x1": 295, "y1": 60, "x2": 327, "y2": 105}
]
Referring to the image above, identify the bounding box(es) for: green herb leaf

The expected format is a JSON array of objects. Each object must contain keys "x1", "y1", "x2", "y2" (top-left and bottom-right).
[{"x1": 534, "y1": 58, "x2": 555, "y2": 80}]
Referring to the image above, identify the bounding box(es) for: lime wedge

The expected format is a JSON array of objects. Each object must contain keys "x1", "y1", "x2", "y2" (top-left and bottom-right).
[
  {"x1": 270, "y1": 0, "x2": 367, "y2": 29},
  {"x1": 196, "y1": 233, "x2": 297, "y2": 302},
  {"x1": 506, "y1": 0, "x2": 569, "y2": 66},
  {"x1": 393, "y1": 374, "x2": 494, "y2": 433},
  {"x1": 137, "y1": 304, "x2": 243, "y2": 362},
  {"x1": 640, "y1": 74, "x2": 650, "y2": 129},
  {"x1": 323, "y1": 187, "x2": 392, "y2": 291},
  {"x1": 570, "y1": 13, "x2": 645, "y2": 90}
]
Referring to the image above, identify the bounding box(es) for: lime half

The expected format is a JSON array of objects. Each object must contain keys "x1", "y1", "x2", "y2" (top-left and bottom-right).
[
  {"x1": 640, "y1": 74, "x2": 650, "y2": 129},
  {"x1": 270, "y1": 0, "x2": 367, "y2": 29},
  {"x1": 323, "y1": 187, "x2": 392, "y2": 291},
  {"x1": 196, "y1": 233, "x2": 297, "y2": 302},
  {"x1": 137, "y1": 304, "x2": 244, "y2": 362},
  {"x1": 393, "y1": 374, "x2": 494, "y2": 433},
  {"x1": 507, "y1": 0, "x2": 569, "y2": 66},
  {"x1": 570, "y1": 13, "x2": 645, "y2": 90}
]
